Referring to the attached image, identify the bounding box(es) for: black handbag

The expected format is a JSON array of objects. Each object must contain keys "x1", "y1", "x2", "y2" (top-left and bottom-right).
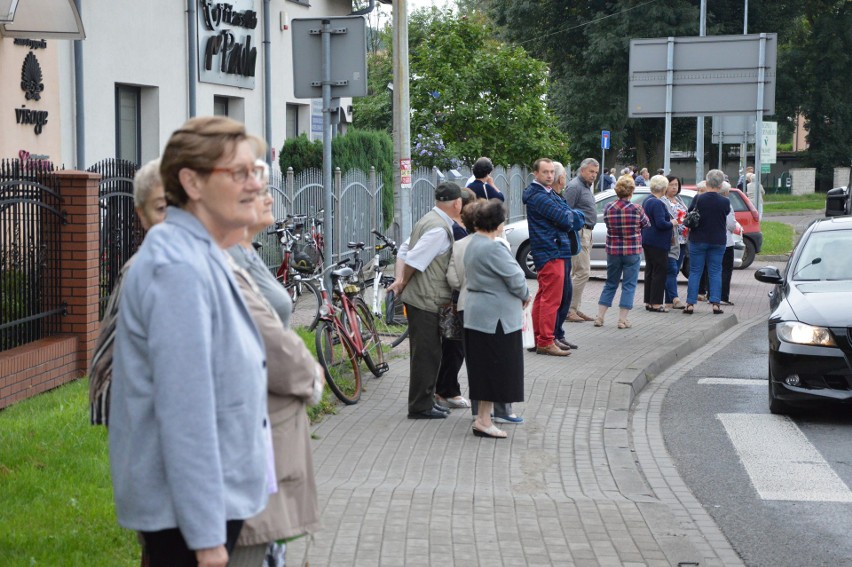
[{"x1": 683, "y1": 195, "x2": 701, "y2": 229}]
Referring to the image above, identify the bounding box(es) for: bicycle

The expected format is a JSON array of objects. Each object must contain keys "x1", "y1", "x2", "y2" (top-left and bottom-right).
[
  {"x1": 355, "y1": 230, "x2": 409, "y2": 349},
  {"x1": 268, "y1": 215, "x2": 322, "y2": 330},
  {"x1": 308, "y1": 259, "x2": 388, "y2": 405}
]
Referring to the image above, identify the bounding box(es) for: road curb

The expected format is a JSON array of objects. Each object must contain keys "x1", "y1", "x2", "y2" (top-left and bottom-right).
[{"x1": 604, "y1": 313, "x2": 739, "y2": 501}]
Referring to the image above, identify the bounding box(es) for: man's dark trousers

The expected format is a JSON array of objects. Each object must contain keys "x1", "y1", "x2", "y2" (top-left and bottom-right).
[{"x1": 406, "y1": 303, "x2": 443, "y2": 414}]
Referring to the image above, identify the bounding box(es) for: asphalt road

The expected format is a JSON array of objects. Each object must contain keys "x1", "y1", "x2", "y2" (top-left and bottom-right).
[{"x1": 661, "y1": 321, "x2": 852, "y2": 567}]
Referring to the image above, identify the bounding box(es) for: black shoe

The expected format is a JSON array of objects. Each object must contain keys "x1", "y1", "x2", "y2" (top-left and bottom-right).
[
  {"x1": 408, "y1": 408, "x2": 448, "y2": 419},
  {"x1": 433, "y1": 402, "x2": 451, "y2": 414},
  {"x1": 555, "y1": 338, "x2": 578, "y2": 350},
  {"x1": 526, "y1": 347, "x2": 537, "y2": 352}
]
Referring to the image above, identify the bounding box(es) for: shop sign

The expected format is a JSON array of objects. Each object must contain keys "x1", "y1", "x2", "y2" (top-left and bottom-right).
[
  {"x1": 197, "y1": 0, "x2": 258, "y2": 89},
  {"x1": 14, "y1": 40, "x2": 48, "y2": 135}
]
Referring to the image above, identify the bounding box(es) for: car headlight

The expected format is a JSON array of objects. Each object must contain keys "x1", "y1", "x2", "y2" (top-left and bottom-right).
[{"x1": 776, "y1": 321, "x2": 836, "y2": 346}]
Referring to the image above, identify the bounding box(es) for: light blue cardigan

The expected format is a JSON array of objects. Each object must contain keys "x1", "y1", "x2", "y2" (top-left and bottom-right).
[
  {"x1": 109, "y1": 207, "x2": 269, "y2": 550},
  {"x1": 463, "y1": 233, "x2": 530, "y2": 334}
]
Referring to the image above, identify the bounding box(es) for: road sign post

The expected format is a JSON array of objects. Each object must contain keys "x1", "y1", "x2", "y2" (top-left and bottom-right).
[{"x1": 600, "y1": 130, "x2": 610, "y2": 192}]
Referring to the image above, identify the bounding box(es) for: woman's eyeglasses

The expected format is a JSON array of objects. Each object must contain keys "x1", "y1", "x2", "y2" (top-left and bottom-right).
[{"x1": 210, "y1": 163, "x2": 269, "y2": 184}]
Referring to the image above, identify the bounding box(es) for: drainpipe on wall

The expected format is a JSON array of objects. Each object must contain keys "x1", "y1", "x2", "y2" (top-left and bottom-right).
[
  {"x1": 74, "y1": 0, "x2": 85, "y2": 169},
  {"x1": 187, "y1": 0, "x2": 197, "y2": 118},
  {"x1": 263, "y1": 0, "x2": 272, "y2": 164}
]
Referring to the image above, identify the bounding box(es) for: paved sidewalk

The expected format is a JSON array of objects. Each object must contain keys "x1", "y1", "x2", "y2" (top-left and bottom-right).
[{"x1": 289, "y1": 267, "x2": 773, "y2": 566}]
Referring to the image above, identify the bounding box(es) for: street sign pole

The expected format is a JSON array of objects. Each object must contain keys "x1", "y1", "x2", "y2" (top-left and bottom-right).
[
  {"x1": 664, "y1": 37, "x2": 674, "y2": 175},
  {"x1": 754, "y1": 33, "x2": 767, "y2": 218},
  {"x1": 600, "y1": 130, "x2": 610, "y2": 192},
  {"x1": 696, "y1": 0, "x2": 707, "y2": 184},
  {"x1": 321, "y1": 19, "x2": 333, "y2": 290}
]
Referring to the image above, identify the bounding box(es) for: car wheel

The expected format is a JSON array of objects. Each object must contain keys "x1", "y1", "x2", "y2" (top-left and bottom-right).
[
  {"x1": 768, "y1": 366, "x2": 793, "y2": 415},
  {"x1": 517, "y1": 241, "x2": 537, "y2": 279},
  {"x1": 740, "y1": 238, "x2": 756, "y2": 269}
]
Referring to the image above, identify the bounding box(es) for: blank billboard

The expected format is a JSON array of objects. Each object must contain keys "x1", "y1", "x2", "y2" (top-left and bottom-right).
[{"x1": 628, "y1": 33, "x2": 777, "y2": 118}]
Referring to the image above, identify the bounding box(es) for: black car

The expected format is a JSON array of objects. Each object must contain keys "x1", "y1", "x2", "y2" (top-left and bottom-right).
[{"x1": 754, "y1": 216, "x2": 852, "y2": 414}]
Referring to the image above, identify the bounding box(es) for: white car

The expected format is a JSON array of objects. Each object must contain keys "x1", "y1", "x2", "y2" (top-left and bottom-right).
[{"x1": 503, "y1": 187, "x2": 744, "y2": 279}]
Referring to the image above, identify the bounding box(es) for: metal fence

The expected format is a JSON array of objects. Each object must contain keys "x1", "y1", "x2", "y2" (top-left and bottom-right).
[
  {"x1": 0, "y1": 159, "x2": 66, "y2": 352},
  {"x1": 87, "y1": 159, "x2": 144, "y2": 317},
  {"x1": 255, "y1": 163, "x2": 531, "y2": 270}
]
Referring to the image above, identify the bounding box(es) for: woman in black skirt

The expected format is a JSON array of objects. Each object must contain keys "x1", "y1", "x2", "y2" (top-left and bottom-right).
[{"x1": 462, "y1": 200, "x2": 531, "y2": 439}]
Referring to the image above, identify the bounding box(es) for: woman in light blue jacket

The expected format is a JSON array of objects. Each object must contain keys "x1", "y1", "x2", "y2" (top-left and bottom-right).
[
  {"x1": 463, "y1": 200, "x2": 531, "y2": 439},
  {"x1": 109, "y1": 117, "x2": 270, "y2": 567}
]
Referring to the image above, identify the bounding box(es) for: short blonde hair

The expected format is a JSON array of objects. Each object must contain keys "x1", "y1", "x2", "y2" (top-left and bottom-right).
[
  {"x1": 614, "y1": 175, "x2": 635, "y2": 199},
  {"x1": 649, "y1": 174, "x2": 669, "y2": 195}
]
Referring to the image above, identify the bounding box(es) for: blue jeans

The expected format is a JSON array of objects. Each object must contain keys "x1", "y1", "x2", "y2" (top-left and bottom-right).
[
  {"x1": 598, "y1": 254, "x2": 641, "y2": 309},
  {"x1": 686, "y1": 241, "x2": 725, "y2": 305},
  {"x1": 554, "y1": 259, "x2": 573, "y2": 340},
  {"x1": 664, "y1": 244, "x2": 686, "y2": 304}
]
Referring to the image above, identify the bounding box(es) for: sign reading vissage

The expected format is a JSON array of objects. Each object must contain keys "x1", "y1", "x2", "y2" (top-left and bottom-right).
[{"x1": 197, "y1": 0, "x2": 258, "y2": 88}]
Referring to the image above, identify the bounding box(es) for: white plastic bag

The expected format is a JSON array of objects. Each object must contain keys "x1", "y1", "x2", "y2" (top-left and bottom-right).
[{"x1": 521, "y1": 299, "x2": 535, "y2": 350}]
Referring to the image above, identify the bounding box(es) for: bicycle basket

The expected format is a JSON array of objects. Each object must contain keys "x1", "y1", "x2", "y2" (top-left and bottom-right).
[{"x1": 291, "y1": 251, "x2": 316, "y2": 274}]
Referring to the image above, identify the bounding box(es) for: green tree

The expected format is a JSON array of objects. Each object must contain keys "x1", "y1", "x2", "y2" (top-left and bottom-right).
[
  {"x1": 776, "y1": 0, "x2": 851, "y2": 190},
  {"x1": 354, "y1": 8, "x2": 569, "y2": 167},
  {"x1": 488, "y1": 0, "x2": 851, "y2": 183}
]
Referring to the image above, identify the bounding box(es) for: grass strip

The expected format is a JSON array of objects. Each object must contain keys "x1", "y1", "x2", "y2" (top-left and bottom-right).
[
  {"x1": 760, "y1": 221, "x2": 796, "y2": 256},
  {"x1": 763, "y1": 193, "x2": 826, "y2": 213},
  {"x1": 0, "y1": 379, "x2": 139, "y2": 566}
]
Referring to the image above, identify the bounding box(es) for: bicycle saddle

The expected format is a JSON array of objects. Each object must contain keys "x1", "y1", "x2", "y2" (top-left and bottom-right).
[
  {"x1": 347, "y1": 241, "x2": 366, "y2": 250},
  {"x1": 332, "y1": 266, "x2": 354, "y2": 278}
]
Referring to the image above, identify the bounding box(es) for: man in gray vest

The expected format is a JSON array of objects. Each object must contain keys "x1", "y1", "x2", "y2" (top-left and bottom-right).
[{"x1": 388, "y1": 182, "x2": 462, "y2": 419}]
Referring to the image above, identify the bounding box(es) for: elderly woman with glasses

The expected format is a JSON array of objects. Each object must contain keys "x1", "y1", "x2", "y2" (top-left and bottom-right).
[
  {"x1": 227, "y1": 160, "x2": 324, "y2": 567},
  {"x1": 109, "y1": 116, "x2": 271, "y2": 567}
]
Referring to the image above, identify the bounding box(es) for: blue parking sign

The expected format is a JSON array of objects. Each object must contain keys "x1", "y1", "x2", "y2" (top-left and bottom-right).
[{"x1": 601, "y1": 130, "x2": 611, "y2": 150}]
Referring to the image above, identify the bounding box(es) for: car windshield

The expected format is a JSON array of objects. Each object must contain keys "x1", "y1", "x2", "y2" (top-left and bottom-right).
[{"x1": 791, "y1": 231, "x2": 852, "y2": 281}]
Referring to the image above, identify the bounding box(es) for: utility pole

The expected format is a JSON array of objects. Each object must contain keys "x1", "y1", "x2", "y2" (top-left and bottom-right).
[
  {"x1": 695, "y1": 0, "x2": 707, "y2": 184},
  {"x1": 391, "y1": 0, "x2": 412, "y2": 242}
]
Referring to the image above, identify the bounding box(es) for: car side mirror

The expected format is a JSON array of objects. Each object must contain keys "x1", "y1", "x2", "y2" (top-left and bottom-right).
[{"x1": 754, "y1": 266, "x2": 783, "y2": 285}]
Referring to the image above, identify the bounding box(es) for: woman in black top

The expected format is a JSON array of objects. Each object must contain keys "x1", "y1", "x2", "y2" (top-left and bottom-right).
[
  {"x1": 466, "y1": 157, "x2": 504, "y2": 201},
  {"x1": 684, "y1": 169, "x2": 732, "y2": 314}
]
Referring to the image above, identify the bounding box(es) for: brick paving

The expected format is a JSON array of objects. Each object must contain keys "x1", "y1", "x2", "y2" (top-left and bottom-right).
[{"x1": 289, "y1": 216, "x2": 815, "y2": 566}]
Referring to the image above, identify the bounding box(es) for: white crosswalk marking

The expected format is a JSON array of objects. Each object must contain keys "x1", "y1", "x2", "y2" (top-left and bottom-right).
[
  {"x1": 718, "y1": 413, "x2": 852, "y2": 502},
  {"x1": 698, "y1": 378, "x2": 763, "y2": 386}
]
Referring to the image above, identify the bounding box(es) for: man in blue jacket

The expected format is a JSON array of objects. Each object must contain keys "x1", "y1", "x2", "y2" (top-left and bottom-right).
[{"x1": 522, "y1": 158, "x2": 585, "y2": 356}]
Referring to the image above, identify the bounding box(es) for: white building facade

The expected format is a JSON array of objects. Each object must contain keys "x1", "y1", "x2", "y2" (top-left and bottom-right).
[{"x1": 2, "y1": 0, "x2": 355, "y2": 169}]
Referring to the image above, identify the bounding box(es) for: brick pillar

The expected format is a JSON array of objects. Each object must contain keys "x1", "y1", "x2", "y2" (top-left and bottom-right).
[{"x1": 55, "y1": 170, "x2": 102, "y2": 376}]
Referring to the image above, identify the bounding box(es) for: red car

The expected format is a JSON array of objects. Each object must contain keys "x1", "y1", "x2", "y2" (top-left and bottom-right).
[{"x1": 683, "y1": 185, "x2": 762, "y2": 268}]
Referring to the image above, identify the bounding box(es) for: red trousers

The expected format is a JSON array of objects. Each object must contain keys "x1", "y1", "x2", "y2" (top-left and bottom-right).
[{"x1": 532, "y1": 259, "x2": 565, "y2": 347}]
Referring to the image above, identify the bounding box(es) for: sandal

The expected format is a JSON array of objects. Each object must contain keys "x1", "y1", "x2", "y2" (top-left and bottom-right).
[
  {"x1": 712, "y1": 303, "x2": 724, "y2": 315},
  {"x1": 648, "y1": 305, "x2": 669, "y2": 313},
  {"x1": 594, "y1": 316, "x2": 604, "y2": 327},
  {"x1": 721, "y1": 300, "x2": 734, "y2": 306},
  {"x1": 683, "y1": 304, "x2": 695, "y2": 315},
  {"x1": 617, "y1": 319, "x2": 632, "y2": 329},
  {"x1": 472, "y1": 424, "x2": 507, "y2": 439},
  {"x1": 671, "y1": 299, "x2": 686, "y2": 309}
]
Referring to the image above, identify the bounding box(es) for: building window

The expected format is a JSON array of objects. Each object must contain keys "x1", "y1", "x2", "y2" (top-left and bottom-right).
[
  {"x1": 213, "y1": 96, "x2": 229, "y2": 117},
  {"x1": 115, "y1": 85, "x2": 141, "y2": 164},
  {"x1": 286, "y1": 104, "x2": 300, "y2": 138}
]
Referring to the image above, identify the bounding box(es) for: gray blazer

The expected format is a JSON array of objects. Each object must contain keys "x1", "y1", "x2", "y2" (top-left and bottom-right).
[
  {"x1": 109, "y1": 207, "x2": 269, "y2": 551},
  {"x1": 463, "y1": 233, "x2": 530, "y2": 334}
]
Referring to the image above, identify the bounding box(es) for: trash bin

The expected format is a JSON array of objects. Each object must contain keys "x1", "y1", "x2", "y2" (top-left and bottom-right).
[{"x1": 825, "y1": 186, "x2": 850, "y2": 217}]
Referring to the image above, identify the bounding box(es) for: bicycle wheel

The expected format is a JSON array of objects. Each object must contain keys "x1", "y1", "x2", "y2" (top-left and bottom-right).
[
  {"x1": 348, "y1": 297, "x2": 387, "y2": 377},
  {"x1": 315, "y1": 320, "x2": 362, "y2": 404},
  {"x1": 284, "y1": 279, "x2": 321, "y2": 331},
  {"x1": 385, "y1": 289, "x2": 409, "y2": 348},
  {"x1": 366, "y1": 284, "x2": 408, "y2": 349}
]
